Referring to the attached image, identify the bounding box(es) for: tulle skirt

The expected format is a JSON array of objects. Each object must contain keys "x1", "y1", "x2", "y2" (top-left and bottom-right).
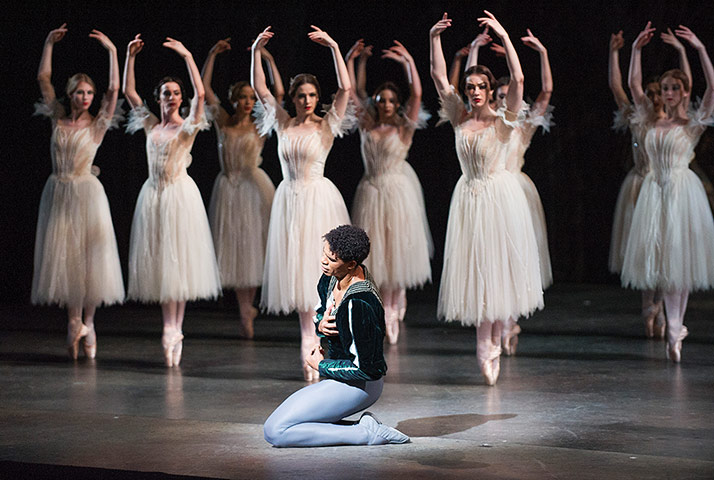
[
  {"x1": 209, "y1": 169, "x2": 275, "y2": 289},
  {"x1": 352, "y1": 162, "x2": 433, "y2": 289},
  {"x1": 438, "y1": 172, "x2": 544, "y2": 325},
  {"x1": 609, "y1": 168, "x2": 645, "y2": 274},
  {"x1": 128, "y1": 175, "x2": 221, "y2": 303},
  {"x1": 261, "y1": 177, "x2": 350, "y2": 314},
  {"x1": 32, "y1": 174, "x2": 125, "y2": 308},
  {"x1": 516, "y1": 171, "x2": 553, "y2": 289},
  {"x1": 621, "y1": 169, "x2": 714, "y2": 291}
]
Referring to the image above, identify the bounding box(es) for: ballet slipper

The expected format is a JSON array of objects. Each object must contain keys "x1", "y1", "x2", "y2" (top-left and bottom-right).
[
  {"x1": 666, "y1": 326, "x2": 688, "y2": 363},
  {"x1": 359, "y1": 411, "x2": 410, "y2": 445},
  {"x1": 642, "y1": 305, "x2": 658, "y2": 338},
  {"x1": 502, "y1": 324, "x2": 521, "y2": 356},
  {"x1": 67, "y1": 322, "x2": 89, "y2": 360},
  {"x1": 83, "y1": 325, "x2": 97, "y2": 359},
  {"x1": 172, "y1": 334, "x2": 183, "y2": 367},
  {"x1": 162, "y1": 331, "x2": 184, "y2": 367},
  {"x1": 654, "y1": 306, "x2": 666, "y2": 340},
  {"x1": 479, "y1": 345, "x2": 502, "y2": 386},
  {"x1": 238, "y1": 306, "x2": 257, "y2": 339},
  {"x1": 397, "y1": 290, "x2": 407, "y2": 322},
  {"x1": 385, "y1": 311, "x2": 399, "y2": 345}
]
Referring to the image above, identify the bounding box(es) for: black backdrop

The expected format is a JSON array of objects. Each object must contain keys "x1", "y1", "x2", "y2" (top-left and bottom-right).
[{"x1": 3, "y1": 0, "x2": 714, "y2": 305}]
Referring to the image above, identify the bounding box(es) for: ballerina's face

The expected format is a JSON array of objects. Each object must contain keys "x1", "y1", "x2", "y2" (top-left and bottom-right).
[
  {"x1": 70, "y1": 81, "x2": 95, "y2": 112},
  {"x1": 293, "y1": 83, "x2": 319, "y2": 116},
  {"x1": 495, "y1": 84, "x2": 509, "y2": 108},
  {"x1": 234, "y1": 85, "x2": 257, "y2": 115},
  {"x1": 464, "y1": 74, "x2": 492, "y2": 109},
  {"x1": 645, "y1": 82, "x2": 663, "y2": 112},
  {"x1": 660, "y1": 76, "x2": 687, "y2": 110},
  {"x1": 158, "y1": 81, "x2": 182, "y2": 113},
  {"x1": 375, "y1": 89, "x2": 399, "y2": 121}
]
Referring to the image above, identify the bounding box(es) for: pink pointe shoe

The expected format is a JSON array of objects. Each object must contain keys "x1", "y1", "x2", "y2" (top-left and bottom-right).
[
  {"x1": 666, "y1": 326, "x2": 688, "y2": 363},
  {"x1": 83, "y1": 325, "x2": 97, "y2": 359},
  {"x1": 67, "y1": 323, "x2": 89, "y2": 360},
  {"x1": 162, "y1": 331, "x2": 184, "y2": 367},
  {"x1": 479, "y1": 345, "x2": 502, "y2": 386},
  {"x1": 502, "y1": 324, "x2": 521, "y2": 356}
]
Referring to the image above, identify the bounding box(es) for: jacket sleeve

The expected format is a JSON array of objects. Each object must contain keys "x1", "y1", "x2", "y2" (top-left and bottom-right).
[
  {"x1": 318, "y1": 298, "x2": 385, "y2": 381},
  {"x1": 313, "y1": 275, "x2": 330, "y2": 337}
]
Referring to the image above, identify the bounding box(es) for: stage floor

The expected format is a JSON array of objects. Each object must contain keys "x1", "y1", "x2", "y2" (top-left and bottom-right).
[{"x1": 1, "y1": 284, "x2": 713, "y2": 479}]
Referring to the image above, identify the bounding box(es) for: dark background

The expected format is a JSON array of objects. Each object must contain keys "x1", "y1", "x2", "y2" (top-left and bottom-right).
[{"x1": 3, "y1": 0, "x2": 714, "y2": 306}]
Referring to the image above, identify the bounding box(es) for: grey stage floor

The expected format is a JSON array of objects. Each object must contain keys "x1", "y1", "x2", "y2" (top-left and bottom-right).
[{"x1": 1, "y1": 284, "x2": 713, "y2": 479}]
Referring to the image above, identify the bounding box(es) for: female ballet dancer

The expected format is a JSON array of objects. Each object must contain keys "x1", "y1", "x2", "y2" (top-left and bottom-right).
[
  {"x1": 123, "y1": 34, "x2": 221, "y2": 367},
  {"x1": 622, "y1": 23, "x2": 714, "y2": 362},
  {"x1": 251, "y1": 26, "x2": 354, "y2": 381},
  {"x1": 467, "y1": 28, "x2": 554, "y2": 355},
  {"x1": 263, "y1": 225, "x2": 408, "y2": 447},
  {"x1": 201, "y1": 37, "x2": 284, "y2": 339},
  {"x1": 32, "y1": 24, "x2": 124, "y2": 359},
  {"x1": 345, "y1": 38, "x2": 433, "y2": 344},
  {"x1": 608, "y1": 28, "x2": 692, "y2": 339},
  {"x1": 431, "y1": 12, "x2": 543, "y2": 385}
]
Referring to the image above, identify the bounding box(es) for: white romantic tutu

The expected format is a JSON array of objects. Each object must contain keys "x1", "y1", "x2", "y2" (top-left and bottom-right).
[
  {"x1": 516, "y1": 172, "x2": 553, "y2": 288},
  {"x1": 608, "y1": 168, "x2": 645, "y2": 273}
]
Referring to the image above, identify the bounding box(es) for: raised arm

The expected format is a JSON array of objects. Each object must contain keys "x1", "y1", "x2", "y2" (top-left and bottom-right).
[
  {"x1": 608, "y1": 30, "x2": 630, "y2": 109},
  {"x1": 628, "y1": 22, "x2": 656, "y2": 108},
  {"x1": 163, "y1": 37, "x2": 205, "y2": 122},
  {"x1": 345, "y1": 39, "x2": 367, "y2": 105},
  {"x1": 661, "y1": 27, "x2": 693, "y2": 91},
  {"x1": 522, "y1": 29, "x2": 552, "y2": 116},
  {"x1": 37, "y1": 23, "x2": 67, "y2": 105},
  {"x1": 676, "y1": 25, "x2": 714, "y2": 117},
  {"x1": 90, "y1": 30, "x2": 119, "y2": 119},
  {"x1": 465, "y1": 28, "x2": 492, "y2": 70},
  {"x1": 307, "y1": 26, "x2": 351, "y2": 117},
  {"x1": 201, "y1": 37, "x2": 231, "y2": 108},
  {"x1": 448, "y1": 46, "x2": 469, "y2": 91},
  {"x1": 250, "y1": 27, "x2": 275, "y2": 105},
  {"x1": 430, "y1": 12, "x2": 453, "y2": 95},
  {"x1": 383, "y1": 40, "x2": 422, "y2": 123},
  {"x1": 479, "y1": 11, "x2": 523, "y2": 113},
  {"x1": 261, "y1": 47, "x2": 285, "y2": 104},
  {"x1": 122, "y1": 34, "x2": 145, "y2": 109}
]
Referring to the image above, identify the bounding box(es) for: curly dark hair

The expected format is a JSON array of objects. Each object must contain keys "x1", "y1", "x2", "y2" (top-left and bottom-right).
[{"x1": 323, "y1": 225, "x2": 370, "y2": 264}]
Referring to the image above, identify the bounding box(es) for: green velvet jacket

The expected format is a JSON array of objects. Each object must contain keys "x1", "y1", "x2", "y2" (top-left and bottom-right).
[{"x1": 314, "y1": 266, "x2": 387, "y2": 382}]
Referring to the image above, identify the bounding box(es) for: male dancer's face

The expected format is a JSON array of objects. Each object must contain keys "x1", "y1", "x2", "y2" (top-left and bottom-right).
[{"x1": 320, "y1": 243, "x2": 355, "y2": 279}]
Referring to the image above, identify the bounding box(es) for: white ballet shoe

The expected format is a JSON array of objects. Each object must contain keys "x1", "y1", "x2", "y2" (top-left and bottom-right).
[
  {"x1": 479, "y1": 345, "x2": 502, "y2": 386},
  {"x1": 67, "y1": 322, "x2": 89, "y2": 360},
  {"x1": 502, "y1": 324, "x2": 521, "y2": 356},
  {"x1": 385, "y1": 311, "x2": 399, "y2": 345},
  {"x1": 162, "y1": 331, "x2": 184, "y2": 367},
  {"x1": 666, "y1": 326, "x2": 688, "y2": 363},
  {"x1": 358, "y1": 412, "x2": 410, "y2": 445},
  {"x1": 83, "y1": 325, "x2": 97, "y2": 359},
  {"x1": 172, "y1": 333, "x2": 183, "y2": 367}
]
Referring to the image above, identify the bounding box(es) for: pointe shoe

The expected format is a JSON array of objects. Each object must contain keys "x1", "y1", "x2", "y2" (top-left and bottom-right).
[
  {"x1": 643, "y1": 305, "x2": 658, "y2": 338},
  {"x1": 67, "y1": 323, "x2": 89, "y2": 360},
  {"x1": 83, "y1": 325, "x2": 97, "y2": 359},
  {"x1": 479, "y1": 345, "x2": 502, "y2": 386},
  {"x1": 172, "y1": 336, "x2": 183, "y2": 367},
  {"x1": 239, "y1": 306, "x2": 257, "y2": 339},
  {"x1": 654, "y1": 307, "x2": 666, "y2": 340},
  {"x1": 359, "y1": 411, "x2": 410, "y2": 445},
  {"x1": 162, "y1": 332, "x2": 184, "y2": 367},
  {"x1": 666, "y1": 326, "x2": 688, "y2": 363},
  {"x1": 385, "y1": 312, "x2": 399, "y2": 345},
  {"x1": 502, "y1": 324, "x2": 521, "y2": 356},
  {"x1": 397, "y1": 290, "x2": 407, "y2": 321}
]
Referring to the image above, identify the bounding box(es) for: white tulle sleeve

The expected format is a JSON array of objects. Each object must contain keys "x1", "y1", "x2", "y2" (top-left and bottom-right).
[
  {"x1": 33, "y1": 98, "x2": 65, "y2": 121},
  {"x1": 94, "y1": 98, "x2": 125, "y2": 132},
  {"x1": 204, "y1": 103, "x2": 220, "y2": 123},
  {"x1": 126, "y1": 104, "x2": 158, "y2": 134},
  {"x1": 685, "y1": 98, "x2": 714, "y2": 137},
  {"x1": 180, "y1": 110, "x2": 210, "y2": 136},
  {"x1": 322, "y1": 99, "x2": 358, "y2": 138},
  {"x1": 526, "y1": 104, "x2": 555, "y2": 134},
  {"x1": 437, "y1": 86, "x2": 465, "y2": 126},
  {"x1": 495, "y1": 105, "x2": 523, "y2": 130},
  {"x1": 403, "y1": 104, "x2": 432, "y2": 130},
  {"x1": 611, "y1": 104, "x2": 633, "y2": 132}
]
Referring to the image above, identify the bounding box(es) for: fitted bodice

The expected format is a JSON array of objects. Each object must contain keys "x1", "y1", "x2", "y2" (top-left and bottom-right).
[
  {"x1": 49, "y1": 125, "x2": 101, "y2": 179},
  {"x1": 454, "y1": 125, "x2": 509, "y2": 181},
  {"x1": 277, "y1": 129, "x2": 333, "y2": 181},
  {"x1": 629, "y1": 127, "x2": 650, "y2": 176},
  {"x1": 217, "y1": 127, "x2": 265, "y2": 182},
  {"x1": 146, "y1": 131, "x2": 195, "y2": 190},
  {"x1": 643, "y1": 125, "x2": 698, "y2": 184},
  {"x1": 359, "y1": 129, "x2": 411, "y2": 177}
]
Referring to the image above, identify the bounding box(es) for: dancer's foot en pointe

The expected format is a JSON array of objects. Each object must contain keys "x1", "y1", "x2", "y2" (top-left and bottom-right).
[
  {"x1": 162, "y1": 330, "x2": 184, "y2": 367},
  {"x1": 654, "y1": 306, "x2": 666, "y2": 339},
  {"x1": 83, "y1": 324, "x2": 97, "y2": 359},
  {"x1": 478, "y1": 344, "x2": 502, "y2": 386},
  {"x1": 385, "y1": 310, "x2": 400, "y2": 345},
  {"x1": 666, "y1": 325, "x2": 688, "y2": 363},
  {"x1": 502, "y1": 324, "x2": 521, "y2": 356},
  {"x1": 239, "y1": 306, "x2": 258, "y2": 339},
  {"x1": 67, "y1": 321, "x2": 89, "y2": 360}
]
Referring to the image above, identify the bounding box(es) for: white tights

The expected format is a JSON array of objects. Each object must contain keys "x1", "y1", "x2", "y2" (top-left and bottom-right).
[
  {"x1": 381, "y1": 287, "x2": 406, "y2": 345},
  {"x1": 663, "y1": 290, "x2": 689, "y2": 348}
]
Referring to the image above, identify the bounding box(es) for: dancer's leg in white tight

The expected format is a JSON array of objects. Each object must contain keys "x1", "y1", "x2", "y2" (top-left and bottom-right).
[
  {"x1": 83, "y1": 304, "x2": 97, "y2": 358},
  {"x1": 66, "y1": 307, "x2": 87, "y2": 359},
  {"x1": 264, "y1": 379, "x2": 384, "y2": 447},
  {"x1": 663, "y1": 290, "x2": 689, "y2": 361},
  {"x1": 236, "y1": 287, "x2": 258, "y2": 339},
  {"x1": 161, "y1": 301, "x2": 185, "y2": 366},
  {"x1": 298, "y1": 310, "x2": 319, "y2": 381},
  {"x1": 381, "y1": 288, "x2": 400, "y2": 344},
  {"x1": 501, "y1": 316, "x2": 521, "y2": 356}
]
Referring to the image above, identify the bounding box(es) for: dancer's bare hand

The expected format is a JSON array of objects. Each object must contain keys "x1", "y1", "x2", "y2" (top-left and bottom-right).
[
  {"x1": 127, "y1": 34, "x2": 144, "y2": 57},
  {"x1": 430, "y1": 12, "x2": 452, "y2": 38},
  {"x1": 305, "y1": 344, "x2": 325, "y2": 370},
  {"x1": 45, "y1": 23, "x2": 67, "y2": 45},
  {"x1": 610, "y1": 30, "x2": 625, "y2": 52},
  {"x1": 318, "y1": 314, "x2": 339, "y2": 336}
]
